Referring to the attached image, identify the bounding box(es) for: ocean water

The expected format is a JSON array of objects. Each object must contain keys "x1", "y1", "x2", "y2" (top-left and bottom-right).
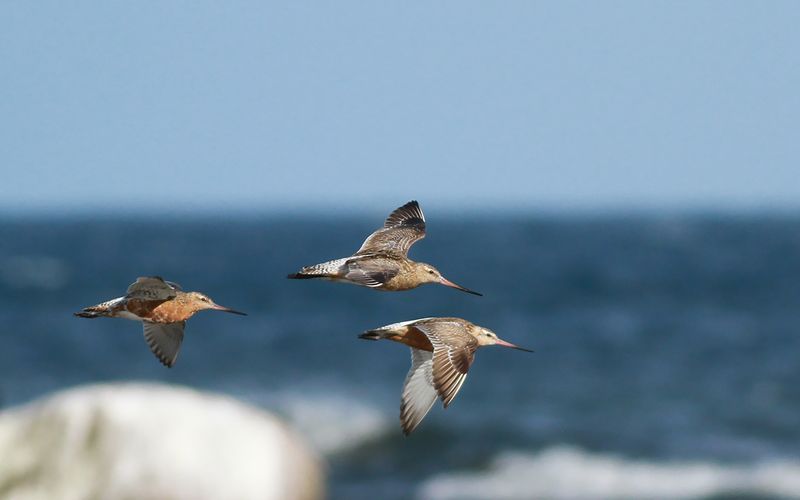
[{"x1": 1, "y1": 213, "x2": 800, "y2": 499}]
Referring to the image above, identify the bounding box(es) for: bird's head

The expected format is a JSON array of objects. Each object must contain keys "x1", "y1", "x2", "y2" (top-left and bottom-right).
[
  {"x1": 414, "y1": 262, "x2": 482, "y2": 296},
  {"x1": 187, "y1": 292, "x2": 247, "y2": 315},
  {"x1": 473, "y1": 326, "x2": 533, "y2": 351}
]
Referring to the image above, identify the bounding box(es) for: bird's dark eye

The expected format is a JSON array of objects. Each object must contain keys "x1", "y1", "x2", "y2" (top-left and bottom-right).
[{"x1": 428, "y1": 270, "x2": 434, "y2": 274}]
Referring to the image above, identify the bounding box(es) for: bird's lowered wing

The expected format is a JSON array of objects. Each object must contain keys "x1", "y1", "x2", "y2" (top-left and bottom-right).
[
  {"x1": 142, "y1": 321, "x2": 185, "y2": 368},
  {"x1": 343, "y1": 257, "x2": 401, "y2": 288},
  {"x1": 413, "y1": 320, "x2": 477, "y2": 408},
  {"x1": 400, "y1": 348, "x2": 438, "y2": 435}
]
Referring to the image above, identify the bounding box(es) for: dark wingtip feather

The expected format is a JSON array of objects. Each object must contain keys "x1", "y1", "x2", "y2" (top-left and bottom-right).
[
  {"x1": 384, "y1": 200, "x2": 425, "y2": 228},
  {"x1": 158, "y1": 357, "x2": 175, "y2": 368},
  {"x1": 358, "y1": 331, "x2": 381, "y2": 341},
  {"x1": 287, "y1": 272, "x2": 321, "y2": 280}
]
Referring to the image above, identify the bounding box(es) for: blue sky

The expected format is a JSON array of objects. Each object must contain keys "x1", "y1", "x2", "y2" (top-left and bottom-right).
[{"x1": 1, "y1": 2, "x2": 798, "y2": 213}]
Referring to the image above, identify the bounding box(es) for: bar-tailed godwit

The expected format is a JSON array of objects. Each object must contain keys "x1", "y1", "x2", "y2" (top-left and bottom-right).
[
  {"x1": 288, "y1": 201, "x2": 481, "y2": 295},
  {"x1": 74, "y1": 276, "x2": 246, "y2": 367},
  {"x1": 359, "y1": 317, "x2": 531, "y2": 435}
]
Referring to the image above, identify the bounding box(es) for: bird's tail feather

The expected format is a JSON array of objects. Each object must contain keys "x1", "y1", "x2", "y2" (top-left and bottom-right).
[
  {"x1": 287, "y1": 272, "x2": 329, "y2": 280},
  {"x1": 74, "y1": 307, "x2": 107, "y2": 318},
  {"x1": 74, "y1": 297, "x2": 124, "y2": 319},
  {"x1": 287, "y1": 258, "x2": 348, "y2": 280}
]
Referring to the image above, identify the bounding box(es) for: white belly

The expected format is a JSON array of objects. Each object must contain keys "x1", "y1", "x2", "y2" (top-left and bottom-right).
[{"x1": 115, "y1": 310, "x2": 144, "y2": 321}]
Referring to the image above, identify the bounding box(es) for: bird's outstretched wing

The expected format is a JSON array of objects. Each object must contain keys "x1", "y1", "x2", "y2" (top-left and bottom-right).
[
  {"x1": 400, "y1": 348, "x2": 438, "y2": 435},
  {"x1": 142, "y1": 321, "x2": 185, "y2": 368},
  {"x1": 356, "y1": 201, "x2": 426, "y2": 256},
  {"x1": 413, "y1": 319, "x2": 478, "y2": 408},
  {"x1": 126, "y1": 276, "x2": 180, "y2": 300}
]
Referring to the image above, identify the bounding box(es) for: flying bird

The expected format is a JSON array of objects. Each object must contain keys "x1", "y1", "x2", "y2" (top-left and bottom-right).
[
  {"x1": 288, "y1": 200, "x2": 481, "y2": 295},
  {"x1": 359, "y1": 317, "x2": 531, "y2": 435},
  {"x1": 74, "y1": 276, "x2": 246, "y2": 367}
]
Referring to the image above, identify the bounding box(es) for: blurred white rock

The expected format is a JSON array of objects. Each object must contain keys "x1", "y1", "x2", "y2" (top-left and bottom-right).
[{"x1": 0, "y1": 383, "x2": 324, "y2": 500}]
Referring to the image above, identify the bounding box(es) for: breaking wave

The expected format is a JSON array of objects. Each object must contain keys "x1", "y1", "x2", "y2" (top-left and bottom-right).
[{"x1": 418, "y1": 445, "x2": 800, "y2": 499}]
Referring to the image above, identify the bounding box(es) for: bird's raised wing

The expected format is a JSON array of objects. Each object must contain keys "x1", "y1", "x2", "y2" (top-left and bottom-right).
[
  {"x1": 400, "y1": 348, "x2": 438, "y2": 435},
  {"x1": 413, "y1": 320, "x2": 477, "y2": 407},
  {"x1": 356, "y1": 201, "x2": 426, "y2": 256},
  {"x1": 142, "y1": 321, "x2": 185, "y2": 368},
  {"x1": 126, "y1": 276, "x2": 180, "y2": 300}
]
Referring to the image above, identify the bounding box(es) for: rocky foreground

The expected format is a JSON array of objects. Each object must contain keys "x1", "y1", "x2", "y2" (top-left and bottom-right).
[{"x1": 0, "y1": 383, "x2": 324, "y2": 500}]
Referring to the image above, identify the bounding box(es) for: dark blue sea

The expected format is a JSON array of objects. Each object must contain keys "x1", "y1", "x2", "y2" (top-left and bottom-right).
[{"x1": 2, "y1": 212, "x2": 800, "y2": 499}]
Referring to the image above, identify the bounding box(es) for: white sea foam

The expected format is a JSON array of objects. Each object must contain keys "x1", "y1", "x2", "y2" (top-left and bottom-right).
[
  {"x1": 253, "y1": 389, "x2": 393, "y2": 455},
  {"x1": 418, "y1": 445, "x2": 800, "y2": 500},
  {"x1": 0, "y1": 383, "x2": 323, "y2": 500}
]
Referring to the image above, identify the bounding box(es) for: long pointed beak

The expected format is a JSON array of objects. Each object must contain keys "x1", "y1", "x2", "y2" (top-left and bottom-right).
[
  {"x1": 495, "y1": 338, "x2": 534, "y2": 352},
  {"x1": 211, "y1": 304, "x2": 247, "y2": 316},
  {"x1": 439, "y1": 277, "x2": 482, "y2": 296}
]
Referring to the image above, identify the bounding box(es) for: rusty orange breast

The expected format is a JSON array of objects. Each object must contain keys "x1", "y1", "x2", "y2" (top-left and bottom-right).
[
  {"x1": 131, "y1": 298, "x2": 195, "y2": 323},
  {"x1": 126, "y1": 299, "x2": 167, "y2": 320}
]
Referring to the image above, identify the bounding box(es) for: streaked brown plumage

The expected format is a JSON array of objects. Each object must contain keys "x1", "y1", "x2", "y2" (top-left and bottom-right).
[
  {"x1": 287, "y1": 200, "x2": 481, "y2": 295},
  {"x1": 359, "y1": 317, "x2": 532, "y2": 435},
  {"x1": 74, "y1": 276, "x2": 246, "y2": 367}
]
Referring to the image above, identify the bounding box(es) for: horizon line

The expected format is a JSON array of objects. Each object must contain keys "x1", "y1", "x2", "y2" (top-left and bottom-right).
[{"x1": 2, "y1": 201, "x2": 800, "y2": 220}]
